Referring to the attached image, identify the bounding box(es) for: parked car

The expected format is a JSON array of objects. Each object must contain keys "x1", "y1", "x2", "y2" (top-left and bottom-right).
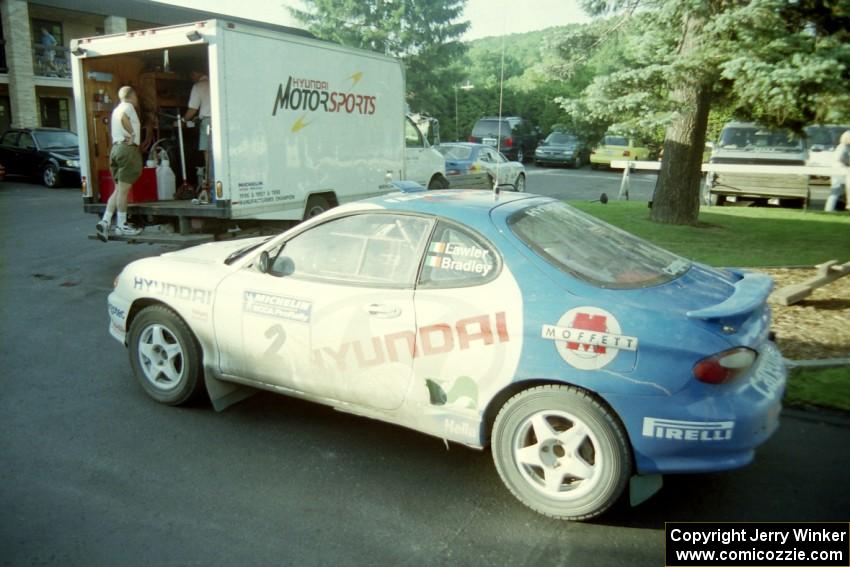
[
  {"x1": 0, "y1": 128, "x2": 80, "y2": 188},
  {"x1": 534, "y1": 132, "x2": 591, "y2": 168},
  {"x1": 589, "y1": 134, "x2": 652, "y2": 169},
  {"x1": 805, "y1": 124, "x2": 850, "y2": 167},
  {"x1": 436, "y1": 142, "x2": 526, "y2": 191},
  {"x1": 468, "y1": 116, "x2": 538, "y2": 163},
  {"x1": 107, "y1": 188, "x2": 786, "y2": 520}
]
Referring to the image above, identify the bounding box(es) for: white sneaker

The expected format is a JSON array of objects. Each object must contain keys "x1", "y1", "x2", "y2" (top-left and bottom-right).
[
  {"x1": 115, "y1": 224, "x2": 142, "y2": 236},
  {"x1": 95, "y1": 220, "x2": 109, "y2": 242}
]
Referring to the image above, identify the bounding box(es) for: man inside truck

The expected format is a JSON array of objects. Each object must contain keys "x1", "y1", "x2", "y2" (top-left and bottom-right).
[
  {"x1": 183, "y1": 70, "x2": 212, "y2": 197},
  {"x1": 95, "y1": 86, "x2": 143, "y2": 241}
]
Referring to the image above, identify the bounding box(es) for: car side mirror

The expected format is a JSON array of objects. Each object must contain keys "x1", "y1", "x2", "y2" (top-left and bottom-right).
[
  {"x1": 258, "y1": 251, "x2": 271, "y2": 274},
  {"x1": 273, "y1": 255, "x2": 296, "y2": 277}
]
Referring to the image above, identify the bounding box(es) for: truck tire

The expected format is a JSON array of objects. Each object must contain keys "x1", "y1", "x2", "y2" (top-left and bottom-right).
[
  {"x1": 128, "y1": 305, "x2": 205, "y2": 406},
  {"x1": 491, "y1": 385, "x2": 631, "y2": 520},
  {"x1": 303, "y1": 195, "x2": 331, "y2": 219}
]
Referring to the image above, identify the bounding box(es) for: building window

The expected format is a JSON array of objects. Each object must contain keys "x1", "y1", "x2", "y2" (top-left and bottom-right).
[
  {"x1": 0, "y1": 97, "x2": 10, "y2": 132},
  {"x1": 32, "y1": 19, "x2": 68, "y2": 77},
  {"x1": 0, "y1": 21, "x2": 7, "y2": 73},
  {"x1": 40, "y1": 98, "x2": 70, "y2": 129}
]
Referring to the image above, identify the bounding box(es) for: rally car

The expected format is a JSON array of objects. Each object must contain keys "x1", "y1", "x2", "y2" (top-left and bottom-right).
[{"x1": 107, "y1": 189, "x2": 786, "y2": 520}]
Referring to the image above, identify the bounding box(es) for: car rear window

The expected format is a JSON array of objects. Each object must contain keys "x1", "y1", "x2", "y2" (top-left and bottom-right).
[
  {"x1": 437, "y1": 145, "x2": 473, "y2": 160},
  {"x1": 507, "y1": 201, "x2": 691, "y2": 289},
  {"x1": 603, "y1": 136, "x2": 628, "y2": 147},
  {"x1": 472, "y1": 120, "x2": 510, "y2": 138}
]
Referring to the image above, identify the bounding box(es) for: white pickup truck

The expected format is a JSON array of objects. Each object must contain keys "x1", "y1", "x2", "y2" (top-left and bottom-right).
[{"x1": 71, "y1": 19, "x2": 446, "y2": 243}]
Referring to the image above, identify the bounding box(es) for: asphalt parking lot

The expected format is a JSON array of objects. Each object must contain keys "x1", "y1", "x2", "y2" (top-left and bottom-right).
[{"x1": 1, "y1": 174, "x2": 848, "y2": 567}]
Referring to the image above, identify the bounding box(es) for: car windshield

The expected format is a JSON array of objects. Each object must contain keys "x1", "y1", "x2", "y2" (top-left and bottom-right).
[
  {"x1": 507, "y1": 201, "x2": 691, "y2": 289},
  {"x1": 472, "y1": 120, "x2": 510, "y2": 138},
  {"x1": 546, "y1": 133, "x2": 578, "y2": 145},
  {"x1": 718, "y1": 127, "x2": 803, "y2": 151},
  {"x1": 437, "y1": 145, "x2": 473, "y2": 160},
  {"x1": 603, "y1": 136, "x2": 628, "y2": 147},
  {"x1": 33, "y1": 131, "x2": 78, "y2": 149}
]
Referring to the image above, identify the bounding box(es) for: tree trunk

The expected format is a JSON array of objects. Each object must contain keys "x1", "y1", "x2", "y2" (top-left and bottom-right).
[{"x1": 650, "y1": 12, "x2": 712, "y2": 225}]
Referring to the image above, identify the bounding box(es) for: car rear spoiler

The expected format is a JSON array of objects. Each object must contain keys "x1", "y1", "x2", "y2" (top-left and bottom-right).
[{"x1": 686, "y1": 271, "x2": 773, "y2": 320}]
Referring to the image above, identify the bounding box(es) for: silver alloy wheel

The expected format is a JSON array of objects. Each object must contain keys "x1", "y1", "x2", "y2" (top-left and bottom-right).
[
  {"x1": 512, "y1": 409, "x2": 601, "y2": 501},
  {"x1": 43, "y1": 165, "x2": 57, "y2": 187},
  {"x1": 137, "y1": 323, "x2": 185, "y2": 391}
]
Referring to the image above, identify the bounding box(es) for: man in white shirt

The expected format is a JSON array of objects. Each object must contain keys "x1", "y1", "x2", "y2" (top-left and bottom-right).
[
  {"x1": 96, "y1": 86, "x2": 143, "y2": 241},
  {"x1": 184, "y1": 71, "x2": 212, "y2": 194}
]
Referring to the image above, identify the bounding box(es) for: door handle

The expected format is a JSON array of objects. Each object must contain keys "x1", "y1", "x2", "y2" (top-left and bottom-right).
[{"x1": 366, "y1": 304, "x2": 401, "y2": 318}]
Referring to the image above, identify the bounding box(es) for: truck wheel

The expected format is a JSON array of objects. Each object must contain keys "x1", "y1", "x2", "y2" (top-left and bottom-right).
[
  {"x1": 304, "y1": 195, "x2": 331, "y2": 219},
  {"x1": 42, "y1": 163, "x2": 60, "y2": 188},
  {"x1": 128, "y1": 305, "x2": 205, "y2": 406},
  {"x1": 491, "y1": 385, "x2": 631, "y2": 520},
  {"x1": 427, "y1": 175, "x2": 449, "y2": 190}
]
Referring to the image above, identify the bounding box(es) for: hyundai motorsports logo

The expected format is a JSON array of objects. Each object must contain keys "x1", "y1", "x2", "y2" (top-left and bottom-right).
[{"x1": 541, "y1": 306, "x2": 637, "y2": 370}]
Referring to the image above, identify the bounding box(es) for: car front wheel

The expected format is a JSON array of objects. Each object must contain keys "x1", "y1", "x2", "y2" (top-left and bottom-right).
[
  {"x1": 491, "y1": 385, "x2": 631, "y2": 520},
  {"x1": 128, "y1": 305, "x2": 205, "y2": 405},
  {"x1": 42, "y1": 163, "x2": 60, "y2": 188},
  {"x1": 514, "y1": 173, "x2": 526, "y2": 192}
]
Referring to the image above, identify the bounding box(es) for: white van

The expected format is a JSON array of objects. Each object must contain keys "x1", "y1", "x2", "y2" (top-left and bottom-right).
[{"x1": 71, "y1": 19, "x2": 446, "y2": 241}]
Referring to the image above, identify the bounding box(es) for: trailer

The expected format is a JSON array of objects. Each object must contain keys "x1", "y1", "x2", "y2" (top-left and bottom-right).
[{"x1": 71, "y1": 19, "x2": 446, "y2": 243}]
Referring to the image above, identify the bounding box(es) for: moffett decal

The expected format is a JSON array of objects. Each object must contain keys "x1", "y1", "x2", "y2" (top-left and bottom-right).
[
  {"x1": 542, "y1": 306, "x2": 637, "y2": 370},
  {"x1": 243, "y1": 291, "x2": 312, "y2": 323},
  {"x1": 642, "y1": 417, "x2": 734, "y2": 441}
]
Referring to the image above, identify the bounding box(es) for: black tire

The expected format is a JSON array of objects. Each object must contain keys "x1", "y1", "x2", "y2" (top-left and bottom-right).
[
  {"x1": 516, "y1": 147, "x2": 525, "y2": 163},
  {"x1": 303, "y1": 195, "x2": 331, "y2": 219},
  {"x1": 128, "y1": 305, "x2": 205, "y2": 406},
  {"x1": 514, "y1": 173, "x2": 526, "y2": 193},
  {"x1": 491, "y1": 385, "x2": 631, "y2": 520},
  {"x1": 427, "y1": 175, "x2": 449, "y2": 190},
  {"x1": 42, "y1": 162, "x2": 60, "y2": 188}
]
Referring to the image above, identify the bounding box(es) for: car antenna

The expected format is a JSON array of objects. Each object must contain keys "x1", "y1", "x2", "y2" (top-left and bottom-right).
[{"x1": 494, "y1": 20, "x2": 507, "y2": 199}]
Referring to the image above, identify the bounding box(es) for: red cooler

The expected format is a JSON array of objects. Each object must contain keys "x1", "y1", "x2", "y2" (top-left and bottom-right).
[{"x1": 99, "y1": 167, "x2": 158, "y2": 203}]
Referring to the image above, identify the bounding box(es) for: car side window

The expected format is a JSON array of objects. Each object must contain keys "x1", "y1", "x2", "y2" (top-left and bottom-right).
[
  {"x1": 0, "y1": 132, "x2": 18, "y2": 147},
  {"x1": 405, "y1": 118, "x2": 423, "y2": 149},
  {"x1": 479, "y1": 149, "x2": 493, "y2": 163},
  {"x1": 273, "y1": 213, "x2": 432, "y2": 288},
  {"x1": 418, "y1": 221, "x2": 499, "y2": 288},
  {"x1": 18, "y1": 133, "x2": 36, "y2": 150}
]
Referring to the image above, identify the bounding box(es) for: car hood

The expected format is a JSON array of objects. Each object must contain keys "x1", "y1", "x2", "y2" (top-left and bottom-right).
[
  {"x1": 47, "y1": 148, "x2": 79, "y2": 160},
  {"x1": 161, "y1": 236, "x2": 270, "y2": 265}
]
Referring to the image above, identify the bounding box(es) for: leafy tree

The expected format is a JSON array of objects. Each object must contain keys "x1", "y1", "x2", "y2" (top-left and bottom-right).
[
  {"x1": 550, "y1": 0, "x2": 850, "y2": 225},
  {"x1": 290, "y1": 0, "x2": 470, "y2": 113}
]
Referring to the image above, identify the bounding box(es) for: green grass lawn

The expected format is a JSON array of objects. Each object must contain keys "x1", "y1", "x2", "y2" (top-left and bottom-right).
[
  {"x1": 569, "y1": 201, "x2": 850, "y2": 267},
  {"x1": 786, "y1": 366, "x2": 850, "y2": 412}
]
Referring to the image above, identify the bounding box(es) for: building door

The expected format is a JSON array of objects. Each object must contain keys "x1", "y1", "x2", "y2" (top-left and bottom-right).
[
  {"x1": 0, "y1": 97, "x2": 10, "y2": 133},
  {"x1": 39, "y1": 98, "x2": 69, "y2": 129}
]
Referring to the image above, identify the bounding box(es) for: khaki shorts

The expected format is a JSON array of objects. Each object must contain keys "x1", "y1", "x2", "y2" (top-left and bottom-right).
[{"x1": 110, "y1": 143, "x2": 142, "y2": 184}]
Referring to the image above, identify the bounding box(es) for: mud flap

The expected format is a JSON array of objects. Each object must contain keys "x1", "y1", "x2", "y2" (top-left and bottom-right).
[
  {"x1": 205, "y1": 373, "x2": 257, "y2": 412},
  {"x1": 630, "y1": 474, "x2": 663, "y2": 507}
]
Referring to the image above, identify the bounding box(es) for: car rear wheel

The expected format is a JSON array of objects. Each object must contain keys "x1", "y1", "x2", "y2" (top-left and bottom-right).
[
  {"x1": 42, "y1": 163, "x2": 60, "y2": 188},
  {"x1": 128, "y1": 305, "x2": 205, "y2": 405},
  {"x1": 492, "y1": 385, "x2": 631, "y2": 520},
  {"x1": 514, "y1": 173, "x2": 526, "y2": 192},
  {"x1": 427, "y1": 175, "x2": 449, "y2": 190}
]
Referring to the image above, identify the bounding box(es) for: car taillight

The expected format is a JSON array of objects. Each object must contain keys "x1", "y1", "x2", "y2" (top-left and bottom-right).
[
  {"x1": 693, "y1": 347, "x2": 757, "y2": 384},
  {"x1": 623, "y1": 150, "x2": 631, "y2": 157},
  {"x1": 504, "y1": 136, "x2": 513, "y2": 148}
]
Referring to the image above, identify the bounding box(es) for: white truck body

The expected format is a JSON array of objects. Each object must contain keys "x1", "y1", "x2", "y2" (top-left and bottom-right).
[{"x1": 71, "y1": 19, "x2": 445, "y2": 232}]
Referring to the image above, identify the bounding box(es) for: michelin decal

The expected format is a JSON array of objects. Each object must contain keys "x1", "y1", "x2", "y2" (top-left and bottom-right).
[
  {"x1": 243, "y1": 291, "x2": 312, "y2": 323},
  {"x1": 542, "y1": 306, "x2": 637, "y2": 370}
]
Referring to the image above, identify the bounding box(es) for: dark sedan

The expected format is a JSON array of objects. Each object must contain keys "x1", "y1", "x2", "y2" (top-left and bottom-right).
[
  {"x1": 534, "y1": 132, "x2": 590, "y2": 168},
  {"x1": 0, "y1": 128, "x2": 80, "y2": 188}
]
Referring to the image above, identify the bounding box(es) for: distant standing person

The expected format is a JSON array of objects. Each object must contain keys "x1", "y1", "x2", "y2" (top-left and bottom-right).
[
  {"x1": 825, "y1": 130, "x2": 850, "y2": 212},
  {"x1": 40, "y1": 28, "x2": 58, "y2": 73},
  {"x1": 95, "y1": 86, "x2": 143, "y2": 241},
  {"x1": 183, "y1": 71, "x2": 212, "y2": 192}
]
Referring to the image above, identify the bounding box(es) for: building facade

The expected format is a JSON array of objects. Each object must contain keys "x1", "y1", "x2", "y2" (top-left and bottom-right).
[{"x1": 0, "y1": 0, "x2": 239, "y2": 132}]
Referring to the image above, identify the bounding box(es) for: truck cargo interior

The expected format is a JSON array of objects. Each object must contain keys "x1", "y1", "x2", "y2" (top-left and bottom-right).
[{"x1": 81, "y1": 44, "x2": 209, "y2": 208}]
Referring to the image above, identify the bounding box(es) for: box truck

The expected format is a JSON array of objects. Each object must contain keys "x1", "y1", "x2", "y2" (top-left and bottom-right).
[{"x1": 71, "y1": 19, "x2": 447, "y2": 243}]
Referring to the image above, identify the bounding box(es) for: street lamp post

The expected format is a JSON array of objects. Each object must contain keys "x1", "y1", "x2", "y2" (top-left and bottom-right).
[{"x1": 454, "y1": 81, "x2": 474, "y2": 141}]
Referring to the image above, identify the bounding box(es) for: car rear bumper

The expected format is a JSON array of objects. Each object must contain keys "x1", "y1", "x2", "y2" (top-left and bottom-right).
[
  {"x1": 604, "y1": 342, "x2": 787, "y2": 475},
  {"x1": 535, "y1": 155, "x2": 573, "y2": 164}
]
